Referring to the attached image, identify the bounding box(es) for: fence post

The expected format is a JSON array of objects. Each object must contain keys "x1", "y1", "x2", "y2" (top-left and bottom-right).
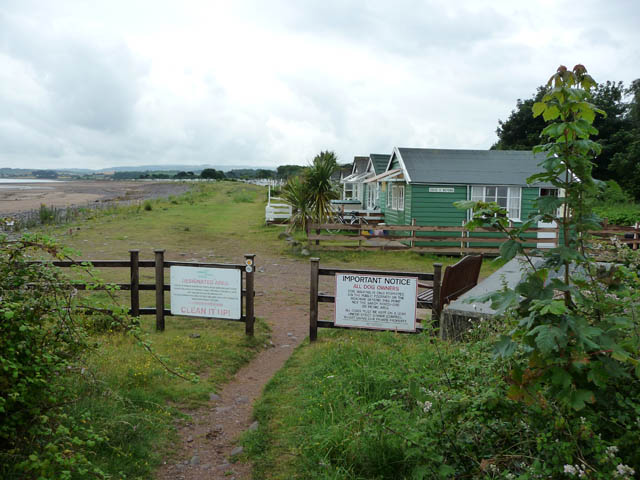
[
  {"x1": 310, "y1": 258, "x2": 320, "y2": 342},
  {"x1": 410, "y1": 218, "x2": 416, "y2": 248},
  {"x1": 129, "y1": 250, "x2": 140, "y2": 318},
  {"x1": 432, "y1": 263, "x2": 442, "y2": 332},
  {"x1": 154, "y1": 249, "x2": 165, "y2": 332},
  {"x1": 244, "y1": 253, "x2": 256, "y2": 336}
]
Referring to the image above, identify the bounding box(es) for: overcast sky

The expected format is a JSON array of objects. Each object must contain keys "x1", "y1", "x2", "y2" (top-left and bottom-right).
[{"x1": 1, "y1": 1, "x2": 639, "y2": 170}]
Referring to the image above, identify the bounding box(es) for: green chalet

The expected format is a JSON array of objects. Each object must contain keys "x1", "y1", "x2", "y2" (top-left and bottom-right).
[{"x1": 369, "y1": 147, "x2": 560, "y2": 248}]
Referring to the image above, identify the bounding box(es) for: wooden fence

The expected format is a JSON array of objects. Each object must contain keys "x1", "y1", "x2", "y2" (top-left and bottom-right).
[
  {"x1": 29, "y1": 250, "x2": 256, "y2": 336},
  {"x1": 306, "y1": 222, "x2": 559, "y2": 255},
  {"x1": 309, "y1": 258, "x2": 442, "y2": 341},
  {"x1": 306, "y1": 220, "x2": 640, "y2": 255}
]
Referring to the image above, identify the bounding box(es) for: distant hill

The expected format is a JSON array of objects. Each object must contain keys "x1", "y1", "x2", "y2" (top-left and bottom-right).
[{"x1": 90, "y1": 164, "x2": 277, "y2": 173}]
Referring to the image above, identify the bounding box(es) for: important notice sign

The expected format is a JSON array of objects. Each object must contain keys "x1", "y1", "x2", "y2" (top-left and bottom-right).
[
  {"x1": 335, "y1": 273, "x2": 417, "y2": 332},
  {"x1": 170, "y1": 267, "x2": 241, "y2": 320}
]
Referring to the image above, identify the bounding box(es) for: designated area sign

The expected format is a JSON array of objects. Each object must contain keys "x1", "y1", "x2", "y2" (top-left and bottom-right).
[
  {"x1": 335, "y1": 273, "x2": 417, "y2": 332},
  {"x1": 170, "y1": 266, "x2": 241, "y2": 320}
]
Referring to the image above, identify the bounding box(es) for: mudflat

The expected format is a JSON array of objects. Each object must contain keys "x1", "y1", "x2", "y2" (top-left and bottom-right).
[{"x1": 0, "y1": 180, "x2": 190, "y2": 215}]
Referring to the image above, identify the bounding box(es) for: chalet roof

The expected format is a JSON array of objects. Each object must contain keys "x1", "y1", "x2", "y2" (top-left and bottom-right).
[
  {"x1": 352, "y1": 156, "x2": 369, "y2": 175},
  {"x1": 369, "y1": 154, "x2": 390, "y2": 175},
  {"x1": 394, "y1": 148, "x2": 551, "y2": 186}
]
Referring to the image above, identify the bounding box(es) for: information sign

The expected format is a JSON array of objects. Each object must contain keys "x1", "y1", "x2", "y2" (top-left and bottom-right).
[
  {"x1": 335, "y1": 273, "x2": 417, "y2": 332},
  {"x1": 428, "y1": 187, "x2": 455, "y2": 193},
  {"x1": 170, "y1": 266, "x2": 241, "y2": 320}
]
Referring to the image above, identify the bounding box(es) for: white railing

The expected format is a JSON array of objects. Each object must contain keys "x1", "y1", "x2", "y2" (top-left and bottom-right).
[
  {"x1": 265, "y1": 185, "x2": 292, "y2": 223},
  {"x1": 265, "y1": 200, "x2": 292, "y2": 223}
]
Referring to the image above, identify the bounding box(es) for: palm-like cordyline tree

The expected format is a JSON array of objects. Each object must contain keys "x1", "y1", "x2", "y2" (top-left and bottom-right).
[
  {"x1": 306, "y1": 151, "x2": 339, "y2": 224},
  {"x1": 281, "y1": 175, "x2": 312, "y2": 232},
  {"x1": 281, "y1": 150, "x2": 339, "y2": 232}
]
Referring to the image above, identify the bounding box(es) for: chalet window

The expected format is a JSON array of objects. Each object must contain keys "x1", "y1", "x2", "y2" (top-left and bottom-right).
[
  {"x1": 471, "y1": 186, "x2": 521, "y2": 220},
  {"x1": 392, "y1": 184, "x2": 405, "y2": 211},
  {"x1": 386, "y1": 184, "x2": 392, "y2": 208},
  {"x1": 344, "y1": 183, "x2": 354, "y2": 199}
]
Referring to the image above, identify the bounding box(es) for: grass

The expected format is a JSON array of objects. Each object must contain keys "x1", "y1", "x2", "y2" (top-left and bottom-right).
[
  {"x1": 13, "y1": 181, "x2": 276, "y2": 479},
  {"x1": 242, "y1": 328, "x2": 510, "y2": 479}
]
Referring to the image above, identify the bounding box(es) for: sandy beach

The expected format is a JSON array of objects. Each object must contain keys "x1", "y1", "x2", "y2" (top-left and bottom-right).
[{"x1": 0, "y1": 180, "x2": 191, "y2": 215}]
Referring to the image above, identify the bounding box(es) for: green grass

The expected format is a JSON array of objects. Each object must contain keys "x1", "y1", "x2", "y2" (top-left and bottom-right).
[
  {"x1": 242, "y1": 326, "x2": 640, "y2": 479},
  {"x1": 66, "y1": 317, "x2": 269, "y2": 478},
  {"x1": 15, "y1": 182, "x2": 276, "y2": 479},
  {"x1": 242, "y1": 329, "x2": 510, "y2": 479}
]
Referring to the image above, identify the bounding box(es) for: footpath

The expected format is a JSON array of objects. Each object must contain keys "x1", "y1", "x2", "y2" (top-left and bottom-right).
[{"x1": 156, "y1": 254, "x2": 310, "y2": 480}]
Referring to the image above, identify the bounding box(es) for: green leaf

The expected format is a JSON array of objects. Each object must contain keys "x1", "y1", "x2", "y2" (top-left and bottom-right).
[
  {"x1": 499, "y1": 239, "x2": 523, "y2": 262},
  {"x1": 568, "y1": 389, "x2": 595, "y2": 410},
  {"x1": 494, "y1": 335, "x2": 517, "y2": 358},
  {"x1": 529, "y1": 325, "x2": 564, "y2": 354},
  {"x1": 489, "y1": 289, "x2": 519, "y2": 315},
  {"x1": 542, "y1": 105, "x2": 560, "y2": 121},
  {"x1": 532, "y1": 102, "x2": 546, "y2": 117},
  {"x1": 550, "y1": 367, "x2": 572, "y2": 388}
]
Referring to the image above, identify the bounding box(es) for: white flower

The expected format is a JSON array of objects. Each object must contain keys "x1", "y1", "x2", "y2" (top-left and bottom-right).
[
  {"x1": 614, "y1": 464, "x2": 635, "y2": 477},
  {"x1": 564, "y1": 464, "x2": 577, "y2": 475},
  {"x1": 606, "y1": 445, "x2": 619, "y2": 459}
]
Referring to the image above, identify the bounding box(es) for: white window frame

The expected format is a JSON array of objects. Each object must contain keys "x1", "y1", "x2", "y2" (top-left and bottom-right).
[
  {"x1": 471, "y1": 186, "x2": 521, "y2": 221},
  {"x1": 386, "y1": 183, "x2": 392, "y2": 208},
  {"x1": 343, "y1": 183, "x2": 354, "y2": 200},
  {"x1": 392, "y1": 184, "x2": 405, "y2": 211}
]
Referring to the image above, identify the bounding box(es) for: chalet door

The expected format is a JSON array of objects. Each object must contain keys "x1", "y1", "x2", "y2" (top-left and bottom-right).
[{"x1": 537, "y1": 188, "x2": 559, "y2": 249}]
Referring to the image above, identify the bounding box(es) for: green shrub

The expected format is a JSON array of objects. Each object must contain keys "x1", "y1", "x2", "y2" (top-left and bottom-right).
[
  {"x1": 38, "y1": 203, "x2": 56, "y2": 224},
  {"x1": 0, "y1": 235, "x2": 108, "y2": 478},
  {"x1": 143, "y1": 200, "x2": 153, "y2": 211}
]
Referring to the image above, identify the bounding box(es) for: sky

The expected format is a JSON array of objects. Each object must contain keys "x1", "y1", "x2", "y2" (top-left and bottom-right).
[{"x1": 1, "y1": 1, "x2": 639, "y2": 170}]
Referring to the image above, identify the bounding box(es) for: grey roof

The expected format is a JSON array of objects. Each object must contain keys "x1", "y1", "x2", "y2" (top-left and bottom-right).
[
  {"x1": 396, "y1": 148, "x2": 550, "y2": 186},
  {"x1": 369, "y1": 153, "x2": 390, "y2": 175},
  {"x1": 331, "y1": 165, "x2": 352, "y2": 182},
  {"x1": 352, "y1": 156, "x2": 369, "y2": 175}
]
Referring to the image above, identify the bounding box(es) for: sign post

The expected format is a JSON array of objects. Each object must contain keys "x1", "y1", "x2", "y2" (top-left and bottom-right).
[{"x1": 334, "y1": 273, "x2": 417, "y2": 332}]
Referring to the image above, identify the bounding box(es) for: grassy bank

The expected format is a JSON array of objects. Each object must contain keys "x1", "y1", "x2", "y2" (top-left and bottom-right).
[{"x1": 244, "y1": 327, "x2": 640, "y2": 479}]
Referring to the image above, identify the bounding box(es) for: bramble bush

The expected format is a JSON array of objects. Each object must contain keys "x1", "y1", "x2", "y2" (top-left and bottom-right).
[{"x1": 0, "y1": 234, "x2": 186, "y2": 479}]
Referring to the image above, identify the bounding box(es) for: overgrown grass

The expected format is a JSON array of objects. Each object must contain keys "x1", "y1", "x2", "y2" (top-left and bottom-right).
[
  {"x1": 66, "y1": 317, "x2": 270, "y2": 478},
  {"x1": 593, "y1": 203, "x2": 640, "y2": 225},
  {"x1": 244, "y1": 327, "x2": 640, "y2": 479}
]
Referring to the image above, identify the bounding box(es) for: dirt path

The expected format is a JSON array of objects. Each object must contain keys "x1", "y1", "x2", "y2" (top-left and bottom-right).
[{"x1": 156, "y1": 255, "x2": 310, "y2": 480}]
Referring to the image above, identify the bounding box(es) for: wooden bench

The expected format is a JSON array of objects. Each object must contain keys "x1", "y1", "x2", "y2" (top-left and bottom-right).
[{"x1": 417, "y1": 255, "x2": 483, "y2": 317}]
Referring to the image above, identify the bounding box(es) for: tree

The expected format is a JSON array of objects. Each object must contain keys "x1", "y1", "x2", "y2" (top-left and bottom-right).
[
  {"x1": 200, "y1": 168, "x2": 225, "y2": 180},
  {"x1": 460, "y1": 65, "x2": 640, "y2": 416},
  {"x1": 305, "y1": 151, "x2": 339, "y2": 224},
  {"x1": 492, "y1": 87, "x2": 547, "y2": 150},
  {"x1": 276, "y1": 164, "x2": 306, "y2": 179},
  {"x1": 494, "y1": 78, "x2": 640, "y2": 198},
  {"x1": 280, "y1": 176, "x2": 311, "y2": 232}
]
